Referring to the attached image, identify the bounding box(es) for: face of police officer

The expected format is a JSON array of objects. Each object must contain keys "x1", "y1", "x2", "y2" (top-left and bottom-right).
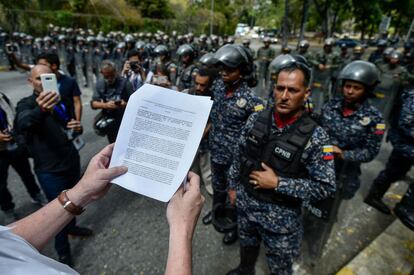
[
  {"x1": 29, "y1": 65, "x2": 52, "y2": 94},
  {"x1": 342, "y1": 80, "x2": 366, "y2": 104},
  {"x1": 195, "y1": 74, "x2": 210, "y2": 95},
  {"x1": 274, "y1": 69, "x2": 310, "y2": 117},
  {"x1": 220, "y1": 66, "x2": 241, "y2": 84}
]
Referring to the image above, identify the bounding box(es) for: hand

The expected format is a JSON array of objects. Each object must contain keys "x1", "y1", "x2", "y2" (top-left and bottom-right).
[
  {"x1": 36, "y1": 91, "x2": 59, "y2": 112},
  {"x1": 105, "y1": 101, "x2": 118, "y2": 110},
  {"x1": 332, "y1": 145, "x2": 344, "y2": 159},
  {"x1": 67, "y1": 144, "x2": 128, "y2": 207},
  {"x1": 0, "y1": 131, "x2": 13, "y2": 142},
  {"x1": 167, "y1": 172, "x2": 205, "y2": 234},
  {"x1": 117, "y1": 99, "x2": 127, "y2": 108},
  {"x1": 122, "y1": 61, "x2": 130, "y2": 75},
  {"x1": 318, "y1": 64, "x2": 325, "y2": 70},
  {"x1": 249, "y1": 162, "x2": 278, "y2": 189},
  {"x1": 228, "y1": 188, "x2": 236, "y2": 205},
  {"x1": 66, "y1": 119, "x2": 83, "y2": 133}
]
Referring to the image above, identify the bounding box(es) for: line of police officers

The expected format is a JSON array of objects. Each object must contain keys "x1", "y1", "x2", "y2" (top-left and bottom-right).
[{"x1": 1, "y1": 25, "x2": 414, "y2": 274}]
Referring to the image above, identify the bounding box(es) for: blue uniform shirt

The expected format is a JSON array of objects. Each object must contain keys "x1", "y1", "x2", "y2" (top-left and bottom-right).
[
  {"x1": 320, "y1": 98, "x2": 385, "y2": 163},
  {"x1": 209, "y1": 79, "x2": 264, "y2": 165},
  {"x1": 389, "y1": 88, "x2": 414, "y2": 158}
]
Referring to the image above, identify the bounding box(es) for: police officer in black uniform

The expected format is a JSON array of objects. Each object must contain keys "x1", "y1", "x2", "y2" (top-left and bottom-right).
[{"x1": 176, "y1": 44, "x2": 199, "y2": 91}]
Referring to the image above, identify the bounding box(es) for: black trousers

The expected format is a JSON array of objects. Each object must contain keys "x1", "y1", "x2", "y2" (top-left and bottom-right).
[
  {"x1": 0, "y1": 148, "x2": 40, "y2": 211},
  {"x1": 372, "y1": 150, "x2": 414, "y2": 196}
]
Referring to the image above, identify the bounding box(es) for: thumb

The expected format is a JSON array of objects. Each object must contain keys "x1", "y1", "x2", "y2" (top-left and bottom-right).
[
  {"x1": 99, "y1": 166, "x2": 128, "y2": 181},
  {"x1": 261, "y1": 162, "x2": 271, "y2": 171}
]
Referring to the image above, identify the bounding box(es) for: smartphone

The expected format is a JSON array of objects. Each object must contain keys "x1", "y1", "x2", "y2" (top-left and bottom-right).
[{"x1": 40, "y1": 73, "x2": 59, "y2": 93}]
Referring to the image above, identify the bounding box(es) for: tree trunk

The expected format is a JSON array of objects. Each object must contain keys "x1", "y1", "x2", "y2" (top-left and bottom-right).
[{"x1": 298, "y1": 0, "x2": 310, "y2": 46}]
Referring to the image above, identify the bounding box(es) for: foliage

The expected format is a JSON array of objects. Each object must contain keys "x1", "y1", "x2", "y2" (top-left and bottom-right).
[{"x1": 0, "y1": 0, "x2": 413, "y2": 37}]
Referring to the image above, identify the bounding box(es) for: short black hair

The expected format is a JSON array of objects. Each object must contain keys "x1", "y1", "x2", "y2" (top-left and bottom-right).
[
  {"x1": 198, "y1": 65, "x2": 219, "y2": 82},
  {"x1": 36, "y1": 52, "x2": 60, "y2": 68},
  {"x1": 279, "y1": 65, "x2": 311, "y2": 88},
  {"x1": 127, "y1": 49, "x2": 141, "y2": 60}
]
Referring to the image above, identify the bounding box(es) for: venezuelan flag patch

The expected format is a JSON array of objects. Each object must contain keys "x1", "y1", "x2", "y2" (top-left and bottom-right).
[
  {"x1": 322, "y1": 145, "x2": 334, "y2": 160},
  {"x1": 374, "y1": 123, "x2": 385, "y2": 135}
]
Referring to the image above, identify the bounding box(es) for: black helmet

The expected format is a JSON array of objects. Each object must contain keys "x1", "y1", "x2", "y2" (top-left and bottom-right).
[
  {"x1": 338, "y1": 60, "x2": 379, "y2": 88},
  {"x1": 269, "y1": 54, "x2": 312, "y2": 83},
  {"x1": 212, "y1": 203, "x2": 237, "y2": 233},
  {"x1": 154, "y1": 44, "x2": 169, "y2": 56},
  {"x1": 86, "y1": 36, "x2": 96, "y2": 44},
  {"x1": 383, "y1": 47, "x2": 394, "y2": 57},
  {"x1": 213, "y1": 44, "x2": 250, "y2": 69},
  {"x1": 199, "y1": 52, "x2": 215, "y2": 66},
  {"x1": 177, "y1": 44, "x2": 195, "y2": 57},
  {"x1": 389, "y1": 50, "x2": 402, "y2": 60},
  {"x1": 324, "y1": 38, "x2": 335, "y2": 46},
  {"x1": 135, "y1": 41, "x2": 145, "y2": 50},
  {"x1": 299, "y1": 40, "x2": 309, "y2": 48},
  {"x1": 124, "y1": 34, "x2": 135, "y2": 43},
  {"x1": 58, "y1": 34, "x2": 66, "y2": 41},
  {"x1": 377, "y1": 39, "x2": 387, "y2": 47}
]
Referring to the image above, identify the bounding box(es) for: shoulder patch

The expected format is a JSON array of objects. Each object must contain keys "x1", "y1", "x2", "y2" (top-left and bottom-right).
[
  {"x1": 254, "y1": 104, "x2": 264, "y2": 112},
  {"x1": 322, "y1": 145, "x2": 334, "y2": 160},
  {"x1": 374, "y1": 123, "x2": 385, "y2": 135},
  {"x1": 236, "y1": 98, "x2": 247, "y2": 108},
  {"x1": 359, "y1": 117, "x2": 371, "y2": 126}
]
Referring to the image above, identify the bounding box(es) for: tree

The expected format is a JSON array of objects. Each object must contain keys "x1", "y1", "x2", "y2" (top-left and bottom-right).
[
  {"x1": 352, "y1": 0, "x2": 382, "y2": 40},
  {"x1": 127, "y1": 0, "x2": 174, "y2": 19}
]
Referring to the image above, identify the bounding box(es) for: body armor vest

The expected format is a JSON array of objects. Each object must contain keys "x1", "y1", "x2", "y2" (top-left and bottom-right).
[{"x1": 240, "y1": 109, "x2": 317, "y2": 207}]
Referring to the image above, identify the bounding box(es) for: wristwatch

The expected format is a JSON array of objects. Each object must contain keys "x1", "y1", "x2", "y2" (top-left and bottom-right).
[{"x1": 58, "y1": 189, "x2": 85, "y2": 216}]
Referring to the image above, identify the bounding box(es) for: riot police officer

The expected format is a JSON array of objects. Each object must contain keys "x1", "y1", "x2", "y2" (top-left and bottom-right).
[
  {"x1": 364, "y1": 87, "x2": 414, "y2": 231},
  {"x1": 203, "y1": 44, "x2": 265, "y2": 245},
  {"x1": 368, "y1": 39, "x2": 388, "y2": 64},
  {"x1": 310, "y1": 38, "x2": 341, "y2": 113},
  {"x1": 226, "y1": 54, "x2": 335, "y2": 275},
  {"x1": 242, "y1": 38, "x2": 255, "y2": 59},
  {"x1": 320, "y1": 61, "x2": 384, "y2": 199},
  {"x1": 176, "y1": 44, "x2": 198, "y2": 91},
  {"x1": 153, "y1": 44, "x2": 177, "y2": 86},
  {"x1": 257, "y1": 37, "x2": 275, "y2": 92}
]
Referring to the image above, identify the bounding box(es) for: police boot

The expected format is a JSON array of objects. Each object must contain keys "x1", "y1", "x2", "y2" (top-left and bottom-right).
[
  {"x1": 393, "y1": 187, "x2": 414, "y2": 231},
  {"x1": 364, "y1": 180, "x2": 391, "y2": 215},
  {"x1": 226, "y1": 246, "x2": 260, "y2": 275},
  {"x1": 203, "y1": 191, "x2": 227, "y2": 225}
]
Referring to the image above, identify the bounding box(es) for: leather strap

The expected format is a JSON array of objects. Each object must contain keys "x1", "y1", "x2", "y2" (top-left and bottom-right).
[{"x1": 58, "y1": 190, "x2": 85, "y2": 216}]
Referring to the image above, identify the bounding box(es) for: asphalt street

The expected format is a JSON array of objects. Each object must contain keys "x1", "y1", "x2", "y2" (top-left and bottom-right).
[{"x1": 0, "y1": 65, "x2": 412, "y2": 275}]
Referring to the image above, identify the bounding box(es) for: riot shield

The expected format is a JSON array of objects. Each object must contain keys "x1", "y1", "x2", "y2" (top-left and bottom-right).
[
  {"x1": 302, "y1": 159, "x2": 352, "y2": 261},
  {"x1": 310, "y1": 71, "x2": 331, "y2": 114},
  {"x1": 368, "y1": 73, "x2": 399, "y2": 123}
]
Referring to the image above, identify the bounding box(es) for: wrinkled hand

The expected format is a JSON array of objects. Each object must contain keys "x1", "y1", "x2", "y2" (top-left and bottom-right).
[
  {"x1": 167, "y1": 172, "x2": 205, "y2": 234},
  {"x1": 67, "y1": 144, "x2": 128, "y2": 207},
  {"x1": 36, "y1": 91, "x2": 59, "y2": 112},
  {"x1": 249, "y1": 162, "x2": 279, "y2": 189},
  {"x1": 332, "y1": 145, "x2": 344, "y2": 159},
  {"x1": 228, "y1": 188, "x2": 236, "y2": 205},
  {"x1": 66, "y1": 119, "x2": 83, "y2": 133},
  {"x1": 0, "y1": 131, "x2": 13, "y2": 142}
]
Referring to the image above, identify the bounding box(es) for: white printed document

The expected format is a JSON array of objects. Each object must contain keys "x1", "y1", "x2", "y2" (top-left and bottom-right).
[{"x1": 109, "y1": 84, "x2": 213, "y2": 202}]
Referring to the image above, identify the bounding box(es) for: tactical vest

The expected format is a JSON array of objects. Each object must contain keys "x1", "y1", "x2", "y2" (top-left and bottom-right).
[{"x1": 240, "y1": 109, "x2": 317, "y2": 207}]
